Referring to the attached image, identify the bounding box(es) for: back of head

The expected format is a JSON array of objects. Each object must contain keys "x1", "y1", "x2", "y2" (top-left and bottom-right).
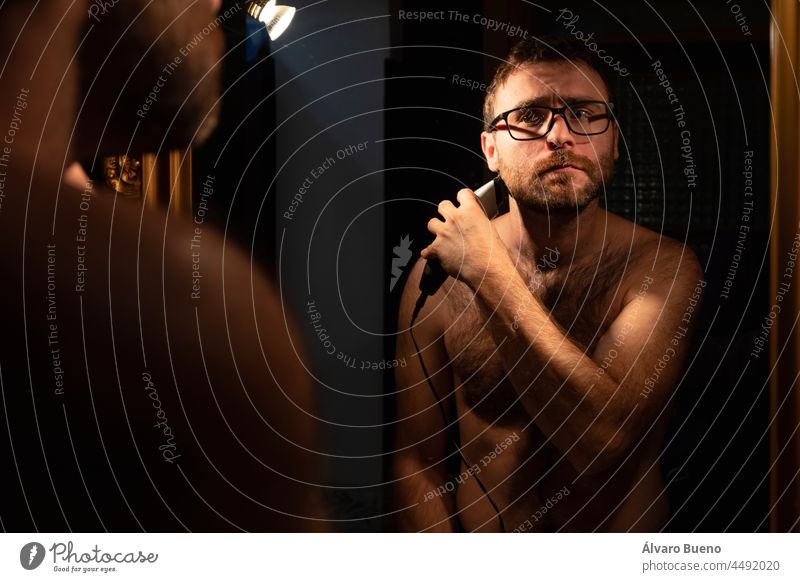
[
  {"x1": 75, "y1": 0, "x2": 224, "y2": 158},
  {"x1": 0, "y1": 0, "x2": 324, "y2": 532}
]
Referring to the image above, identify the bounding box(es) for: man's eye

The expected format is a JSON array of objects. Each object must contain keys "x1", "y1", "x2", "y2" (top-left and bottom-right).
[
  {"x1": 519, "y1": 109, "x2": 547, "y2": 124},
  {"x1": 570, "y1": 109, "x2": 591, "y2": 119}
]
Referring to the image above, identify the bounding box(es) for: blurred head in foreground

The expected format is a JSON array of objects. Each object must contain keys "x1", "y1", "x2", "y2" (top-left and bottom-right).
[{"x1": 0, "y1": 0, "x2": 325, "y2": 532}]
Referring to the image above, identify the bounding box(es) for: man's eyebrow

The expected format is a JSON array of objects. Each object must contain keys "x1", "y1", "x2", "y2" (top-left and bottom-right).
[{"x1": 509, "y1": 95, "x2": 606, "y2": 109}]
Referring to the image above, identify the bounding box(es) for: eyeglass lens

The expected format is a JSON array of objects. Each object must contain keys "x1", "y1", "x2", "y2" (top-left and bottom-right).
[{"x1": 505, "y1": 103, "x2": 609, "y2": 139}]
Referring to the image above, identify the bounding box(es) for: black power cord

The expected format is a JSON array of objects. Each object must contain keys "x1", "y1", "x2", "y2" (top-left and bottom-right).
[{"x1": 409, "y1": 293, "x2": 506, "y2": 533}]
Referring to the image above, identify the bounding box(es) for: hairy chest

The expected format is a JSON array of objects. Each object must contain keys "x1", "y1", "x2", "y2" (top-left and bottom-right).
[{"x1": 443, "y1": 253, "x2": 631, "y2": 421}]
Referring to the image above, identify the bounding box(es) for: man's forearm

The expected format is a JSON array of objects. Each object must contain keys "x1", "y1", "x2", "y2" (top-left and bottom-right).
[{"x1": 470, "y1": 264, "x2": 627, "y2": 470}]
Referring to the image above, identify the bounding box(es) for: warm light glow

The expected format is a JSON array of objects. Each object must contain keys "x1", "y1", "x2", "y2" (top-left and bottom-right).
[{"x1": 247, "y1": 0, "x2": 296, "y2": 41}]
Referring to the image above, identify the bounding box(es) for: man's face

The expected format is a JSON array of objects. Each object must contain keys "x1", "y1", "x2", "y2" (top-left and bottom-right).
[
  {"x1": 77, "y1": 0, "x2": 224, "y2": 156},
  {"x1": 481, "y1": 61, "x2": 619, "y2": 213}
]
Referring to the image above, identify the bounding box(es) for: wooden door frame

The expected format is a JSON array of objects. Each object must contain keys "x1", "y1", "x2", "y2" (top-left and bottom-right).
[{"x1": 770, "y1": 0, "x2": 800, "y2": 533}]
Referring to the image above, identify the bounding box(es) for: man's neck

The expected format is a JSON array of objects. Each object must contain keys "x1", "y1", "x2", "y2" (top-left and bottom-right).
[{"x1": 503, "y1": 196, "x2": 604, "y2": 268}]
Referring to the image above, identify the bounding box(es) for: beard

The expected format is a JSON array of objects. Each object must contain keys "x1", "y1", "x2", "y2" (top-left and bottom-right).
[{"x1": 498, "y1": 147, "x2": 615, "y2": 213}]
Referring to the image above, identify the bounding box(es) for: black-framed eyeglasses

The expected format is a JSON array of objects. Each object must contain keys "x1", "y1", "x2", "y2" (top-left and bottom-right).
[{"x1": 488, "y1": 100, "x2": 614, "y2": 140}]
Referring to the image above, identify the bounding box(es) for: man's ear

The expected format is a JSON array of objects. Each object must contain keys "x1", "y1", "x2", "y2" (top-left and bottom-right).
[
  {"x1": 612, "y1": 122, "x2": 619, "y2": 161},
  {"x1": 481, "y1": 131, "x2": 500, "y2": 172}
]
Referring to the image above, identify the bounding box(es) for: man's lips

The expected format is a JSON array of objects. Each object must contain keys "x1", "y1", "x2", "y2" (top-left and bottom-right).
[{"x1": 540, "y1": 163, "x2": 584, "y2": 175}]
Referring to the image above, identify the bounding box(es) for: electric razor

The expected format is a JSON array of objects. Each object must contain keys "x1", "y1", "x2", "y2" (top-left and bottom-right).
[{"x1": 418, "y1": 177, "x2": 507, "y2": 296}]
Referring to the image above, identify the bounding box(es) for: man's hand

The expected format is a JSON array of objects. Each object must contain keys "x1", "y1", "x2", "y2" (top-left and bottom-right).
[{"x1": 420, "y1": 189, "x2": 513, "y2": 288}]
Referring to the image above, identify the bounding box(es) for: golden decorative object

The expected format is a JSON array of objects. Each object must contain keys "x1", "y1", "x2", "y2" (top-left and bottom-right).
[
  {"x1": 103, "y1": 154, "x2": 142, "y2": 197},
  {"x1": 100, "y1": 150, "x2": 193, "y2": 217}
]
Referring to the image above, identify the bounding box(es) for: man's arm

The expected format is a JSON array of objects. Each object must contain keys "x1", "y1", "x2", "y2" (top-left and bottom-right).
[
  {"x1": 475, "y1": 245, "x2": 702, "y2": 475},
  {"x1": 423, "y1": 190, "x2": 704, "y2": 475},
  {"x1": 393, "y1": 259, "x2": 457, "y2": 532}
]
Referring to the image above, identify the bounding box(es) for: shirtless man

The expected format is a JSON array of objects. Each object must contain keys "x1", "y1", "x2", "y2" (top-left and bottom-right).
[
  {"x1": 0, "y1": 0, "x2": 321, "y2": 531},
  {"x1": 394, "y1": 37, "x2": 704, "y2": 532}
]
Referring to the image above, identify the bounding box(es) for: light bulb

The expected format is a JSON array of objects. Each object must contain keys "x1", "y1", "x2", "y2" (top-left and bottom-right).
[{"x1": 247, "y1": 0, "x2": 296, "y2": 40}]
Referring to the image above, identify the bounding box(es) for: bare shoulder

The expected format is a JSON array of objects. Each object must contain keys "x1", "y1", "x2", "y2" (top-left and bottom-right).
[
  {"x1": 397, "y1": 257, "x2": 460, "y2": 337},
  {"x1": 604, "y1": 210, "x2": 704, "y2": 303}
]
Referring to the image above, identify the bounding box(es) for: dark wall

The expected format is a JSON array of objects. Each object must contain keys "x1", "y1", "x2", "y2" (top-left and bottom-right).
[
  {"x1": 193, "y1": 0, "x2": 277, "y2": 272},
  {"x1": 271, "y1": 0, "x2": 390, "y2": 531}
]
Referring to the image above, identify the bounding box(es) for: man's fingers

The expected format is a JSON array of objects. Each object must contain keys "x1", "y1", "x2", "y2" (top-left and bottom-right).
[
  {"x1": 427, "y1": 217, "x2": 444, "y2": 235},
  {"x1": 456, "y1": 188, "x2": 478, "y2": 207},
  {"x1": 437, "y1": 199, "x2": 456, "y2": 219}
]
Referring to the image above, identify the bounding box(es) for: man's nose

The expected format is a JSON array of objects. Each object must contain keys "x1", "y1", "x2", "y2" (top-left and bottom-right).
[{"x1": 546, "y1": 114, "x2": 576, "y2": 149}]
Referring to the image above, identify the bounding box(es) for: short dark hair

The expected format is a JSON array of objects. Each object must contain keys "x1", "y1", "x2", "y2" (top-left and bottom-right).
[{"x1": 483, "y1": 36, "x2": 616, "y2": 130}]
